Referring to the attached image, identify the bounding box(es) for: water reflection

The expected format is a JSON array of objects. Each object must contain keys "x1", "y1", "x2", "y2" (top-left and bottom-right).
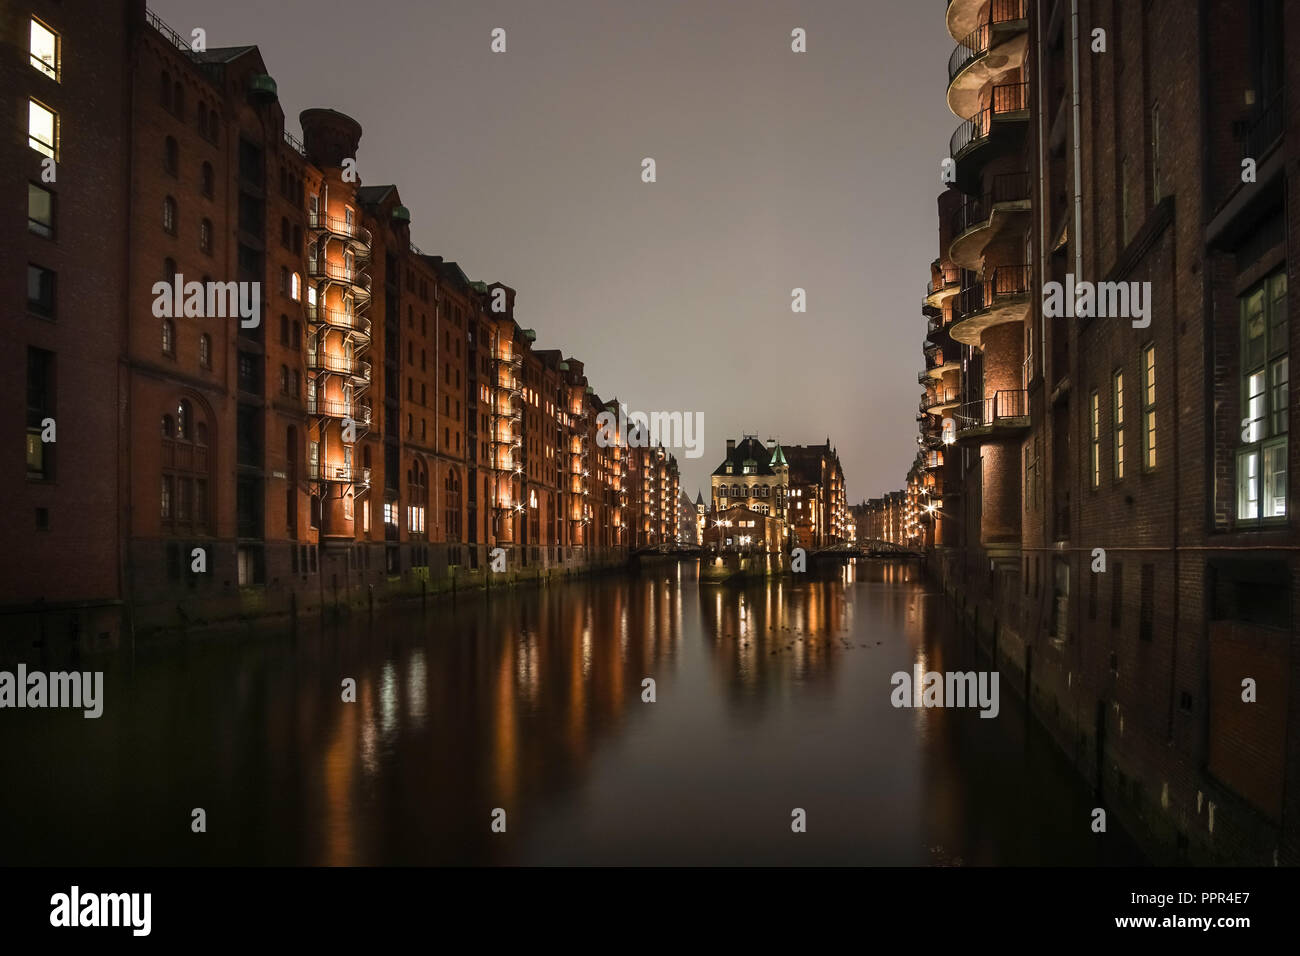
[{"x1": 0, "y1": 561, "x2": 1143, "y2": 866}]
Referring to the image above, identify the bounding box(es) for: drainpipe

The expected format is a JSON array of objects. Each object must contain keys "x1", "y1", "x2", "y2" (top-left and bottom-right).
[{"x1": 1071, "y1": 0, "x2": 1084, "y2": 286}]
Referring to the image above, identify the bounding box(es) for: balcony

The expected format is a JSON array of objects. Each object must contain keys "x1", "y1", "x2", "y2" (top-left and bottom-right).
[
  {"x1": 947, "y1": 1, "x2": 1029, "y2": 118},
  {"x1": 948, "y1": 264, "x2": 1032, "y2": 347},
  {"x1": 954, "y1": 389, "x2": 1030, "y2": 442},
  {"x1": 307, "y1": 260, "x2": 372, "y2": 300},
  {"x1": 920, "y1": 450, "x2": 945, "y2": 471},
  {"x1": 304, "y1": 303, "x2": 371, "y2": 337},
  {"x1": 949, "y1": 82, "x2": 1030, "y2": 192},
  {"x1": 948, "y1": 171, "x2": 1032, "y2": 269},
  {"x1": 307, "y1": 212, "x2": 373, "y2": 251},
  {"x1": 307, "y1": 350, "x2": 372, "y2": 384},
  {"x1": 923, "y1": 384, "x2": 962, "y2": 414},
  {"x1": 923, "y1": 263, "x2": 962, "y2": 309},
  {"x1": 306, "y1": 396, "x2": 372, "y2": 426},
  {"x1": 309, "y1": 462, "x2": 372, "y2": 487}
]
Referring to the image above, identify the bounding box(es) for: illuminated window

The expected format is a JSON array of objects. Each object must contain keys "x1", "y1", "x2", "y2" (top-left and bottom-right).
[
  {"x1": 291, "y1": 272, "x2": 301, "y2": 301},
  {"x1": 30, "y1": 18, "x2": 58, "y2": 79},
  {"x1": 1237, "y1": 269, "x2": 1288, "y2": 522},
  {"x1": 1113, "y1": 369, "x2": 1126, "y2": 480},
  {"x1": 1141, "y1": 344, "x2": 1156, "y2": 471},
  {"x1": 28, "y1": 99, "x2": 57, "y2": 158}
]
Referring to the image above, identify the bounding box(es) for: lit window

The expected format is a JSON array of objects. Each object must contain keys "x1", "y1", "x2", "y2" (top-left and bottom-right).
[
  {"x1": 30, "y1": 18, "x2": 58, "y2": 79},
  {"x1": 28, "y1": 99, "x2": 57, "y2": 158},
  {"x1": 1141, "y1": 344, "x2": 1156, "y2": 470},
  {"x1": 1237, "y1": 269, "x2": 1288, "y2": 522},
  {"x1": 291, "y1": 272, "x2": 301, "y2": 301},
  {"x1": 162, "y1": 318, "x2": 175, "y2": 355},
  {"x1": 1113, "y1": 369, "x2": 1125, "y2": 480}
]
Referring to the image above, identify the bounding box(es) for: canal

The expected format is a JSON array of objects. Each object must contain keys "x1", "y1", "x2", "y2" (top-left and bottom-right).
[{"x1": 0, "y1": 560, "x2": 1144, "y2": 865}]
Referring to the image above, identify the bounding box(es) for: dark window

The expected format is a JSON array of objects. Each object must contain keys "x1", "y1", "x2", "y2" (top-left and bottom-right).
[
  {"x1": 26, "y1": 347, "x2": 55, "y2": 480},
  {"x1": 28, "y1": 183, "x2": 54, "y2": 238},
  {"x1": 164, "y1": 136, "x2": 178, "y2": 175},
  {"x1": 1139, "y1": 564, "x2": 1155, "y2": 641},
  {"x1": 27, "y1": 264, "x2": 55, "y2": 317},
  {"x1": 1110, "y1": 561, "x2": 1124, "y2": 628},
  {"x1": 201, "y1": 162, "x2": 214, "y2": 198}
]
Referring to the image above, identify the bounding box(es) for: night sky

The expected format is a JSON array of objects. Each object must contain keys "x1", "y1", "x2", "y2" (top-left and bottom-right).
[{"x1": 153, "y1": 0, "x2": 955, "y2": 502}]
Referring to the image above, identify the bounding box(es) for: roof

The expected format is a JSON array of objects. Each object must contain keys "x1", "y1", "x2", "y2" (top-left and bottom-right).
[
  {"x1": 712, "y1": 436, "x2": 777, "y2": 477},
  {"x1": 356, "y1": 185, "x2": 397, "y2": 206},
  {"x1": 191, "y1": 46, "x2": 257, "y2": 64}
]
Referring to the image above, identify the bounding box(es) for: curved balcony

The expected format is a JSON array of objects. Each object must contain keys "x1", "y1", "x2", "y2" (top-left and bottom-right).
[
  {"x1": 307, "y1": 260, "x2": 372, "y2": 302},
  {"x1": 307, "y1": 213, "x2": 372, "y2": 254},
  {"x1": 304, "y1": 303, "x2": 371, "y2": 338},
  {"x1": 306, "y1": 396, "x2": 372, "y2": 427},
  {"x1": 920, "y1": 343, "x2": 950, "y2": 382},
  {"x1": 923, "y1": 384, "x2": 962, "y2": 415},
  {"x1": 947, "y1": 1, "x2": 1029, "y2": 118},
  {"x1": 307, "y1": 350, "x2": 372, "y2": 384},
  {"x1": 948, "y1": 171, "x2": 1032, "y2": 270},
  {"x1": 948, "y1": 264, "x2": 1032, "y2": 347},
  {"x1": 949, "y1": 82, "x2": 1029, "y2": 192},
  {"x1": 954, "y1": 389, "x2": 1030, "y2": 443},
  {"x1": 924, "y1": 263, "x2": 962, "y2": 309}
]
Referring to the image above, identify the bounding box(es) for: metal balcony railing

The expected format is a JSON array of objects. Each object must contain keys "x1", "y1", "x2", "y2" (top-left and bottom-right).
[
  {"x1": 950, "y1": 82, "x2": 1030, "y2": 159},
  {"x1": 1237, "y1": 93, "x2": 1285, "y2": 161},
  {"x1": 307, "y1": 351, "x2": 371, "y2": 380},
  {"x1": 949, "y1": 171, "x2": 1033, "y2": 239},
  {"x1": 947, "y1": 0, "x2": 1027, "y2": 85},
  {"x1": 306, "y1": 397, "x2": 371, "y2": 425},
  {"x1": 309, "y1": 462, "x2": 371, "y2": 485},
  {"x1": 954, "y1": 389, "x2": 1029, "y2": 434},
  {"x1": 283, "y1": 130, "x2": 306, "y2": 158},
  {"x1": 306, "y1": 260, "x2": 371, "y2": 292},
  {"x1": 953, "y1": 264, "x2": 1032, "y2": 323},
  {"x1": 307, "y1": 213, "x2": 372, "y2": 246},
  {"x1": 304, "y1": 303, "x2": 371, "y2": 336},
  {"x1": 927, "y1": 264, "x2": 961, "y2": 297}
]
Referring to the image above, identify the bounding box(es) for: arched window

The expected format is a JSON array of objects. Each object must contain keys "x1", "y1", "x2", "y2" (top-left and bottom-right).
[
  {"x1": 162, "y1": 318, "x2": 175, "y2": 356},
  {"x1": 164, "y1": 136, "x2": 178, "y2": 175},
  {"x1": 198, "y1": 333, "x2": 211, "y2": 369},
  {"x1": 163, "y1": 195, "x2": 177, "y2": 234},
  {"x1": 176, "y1": 400, "x2": 191, "y2": 440},
  {"x1": 291, "y1": 272, "x2": 300, "y2": 301},
  {"x1": 279, "y1": 314, "x2": 289, "y2": 344},
  {"x1": 208, "y1": 112, "x2": 219, "y2": 146},
  {"x1": 201, "y1": 161, "x2": 214, "y2": 198},
  {"x1": 279, "y1": 365, "x2": 289, "y2": 395},
  {"x1": 280, "y1": 217, "x2": 290, "y2": 249},
  {"x1": 160, "y1": 71, "x2": 171, "y2": 109},
  {"x1": 197, "y1": 103, "x2": 208, "y2": 138},
  {"x1": 292, "y1": 321, "x2": 301, "y2": 349},
  {"x1": 173, "y1": 81, "x2": 184, "y2": 119},
  {"x1": 199, "y1": 218, "x2": 212, "y2": 254},
  {"x1": 164, "y1": 257, "x2": 176, "y2": 281}
]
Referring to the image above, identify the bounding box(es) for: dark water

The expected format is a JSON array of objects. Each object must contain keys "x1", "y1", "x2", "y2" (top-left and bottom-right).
[{"x1": 0, "y1": 560, "x2": 1144, "y2": 865}]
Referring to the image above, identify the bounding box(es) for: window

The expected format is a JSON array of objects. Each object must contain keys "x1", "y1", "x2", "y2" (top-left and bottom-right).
[
  {"x1": 280, "y1": 365, "x2": 289, "y2": 395},
  {"x1": 1089, "y1": 390, "x2": 1100, "y2": 489},
  {"x1": 164, "y1": 136, "x2": 178, "y2": 175},
  {"x1": 1113, "y1": 369, "x2": 1126, "y2": 480},
  {"x1": 30, "y1": 18, "x2": 59, "y2": 79},
  {"x1": 160, "y1": 71, "x2": 171, "y2": 110},
  {"x1": 162, "y1": 318, "x2": 175, "y2": 356},
  {"x1": 26, "y1": 347, "x2": 55, "y2": 480},
  {"x1": 199, "y1": 333, "x2": 211, "y2": 369},
  {"x1": 1141, "y1": 344, "x2": 1156, "y2": 470},
  {"x1": 199, "y1": 218, "x2": 213, "y2": 254},
  {"x1": 163, "y1": 196, "x2": 177, "y2": 235},
  {"x1": 28, "y1": 99, "x2": 57, "y2": 159},
  {"x1": 1237, "y1": 269, "x2": 1289, "y2": 522},
  {"x1": 27, "y1": 264, "x2": 55, "y2": 317},
  {"x1": 28, "y1": 183, "x2": 54, "y2": 238},
  {"x1": 1139, "y1": 564, "x2": 1155, "y2": 642},
  {"x1": 201, "y1": 162, "x2": 214, "y2": 198},
  {"x1": 291, "y1": 272, "x2": 301, "y2": 301}
]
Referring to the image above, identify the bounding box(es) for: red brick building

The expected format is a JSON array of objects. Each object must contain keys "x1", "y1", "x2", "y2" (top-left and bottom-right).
[
  {"x1": 3, "y1": 1, "x2": 679, "y2": 639},
  {"x1": 912, "y1": 0, "x2": 1299, "y2": 865}
]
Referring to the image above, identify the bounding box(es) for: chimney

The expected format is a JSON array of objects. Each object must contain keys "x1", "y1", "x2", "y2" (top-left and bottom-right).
[
  {"x1": 726, "y1": 439, "x2": 735, "y2": 452},
  {"x1": 766, "y1": 438, "x2": 776, "y2": 450}
]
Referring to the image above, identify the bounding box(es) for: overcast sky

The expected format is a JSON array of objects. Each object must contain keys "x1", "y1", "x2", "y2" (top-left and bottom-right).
[{"x1": 154, "y1": 0, "x2": 954, "y2": 503}]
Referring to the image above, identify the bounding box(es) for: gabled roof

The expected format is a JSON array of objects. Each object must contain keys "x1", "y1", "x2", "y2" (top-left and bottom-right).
[{"x1": 712, "y1": 436, "x2": 776, "y2": 477}]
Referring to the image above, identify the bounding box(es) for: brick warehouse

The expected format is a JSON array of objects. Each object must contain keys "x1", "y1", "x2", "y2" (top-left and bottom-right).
[
  {"x1": 908, "y1": 0, "x2": 1299, "y2": 864},
  {"x1": 2, "y1": 1, "x2": 680, "y2": 641}
]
